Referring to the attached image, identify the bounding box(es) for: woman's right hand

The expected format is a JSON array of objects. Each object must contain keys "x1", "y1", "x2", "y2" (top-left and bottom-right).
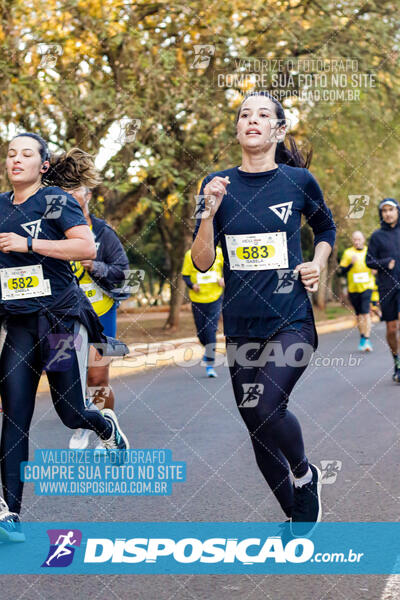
[{"x1": 202, "y1": 176, "x2": 230, "y2": 218}]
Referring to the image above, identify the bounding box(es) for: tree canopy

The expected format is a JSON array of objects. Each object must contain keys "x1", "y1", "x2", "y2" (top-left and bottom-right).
[{"x1": 1, "y1": 0, "x2": 399, "y2": 319}]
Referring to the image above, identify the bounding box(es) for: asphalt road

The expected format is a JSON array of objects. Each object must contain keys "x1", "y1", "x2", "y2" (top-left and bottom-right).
[{"x1": 2, "y1": 320, "x2": 400, "y2": 599}]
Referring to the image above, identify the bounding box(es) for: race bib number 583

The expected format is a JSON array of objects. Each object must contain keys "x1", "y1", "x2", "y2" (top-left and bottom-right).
[{"x1": 225, "y1": 232, "x2": 288, "y2": 270}]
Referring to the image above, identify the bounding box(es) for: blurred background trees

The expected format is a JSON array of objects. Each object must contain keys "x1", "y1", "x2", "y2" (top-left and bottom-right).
[{"x1": 1, "y1": 0, "x2": 399, "y2": 325}]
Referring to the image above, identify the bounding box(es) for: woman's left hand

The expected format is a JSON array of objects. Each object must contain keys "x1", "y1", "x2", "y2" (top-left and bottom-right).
[
  {"x1": 294, "y1": 261, "x2": 321, "y2": 293},
  {"x1": 81, "y1": 260, "x2": 94, "y2": 272},
  {"x1": 0, "y1": 232, "x2": 30, "y2": 253}
]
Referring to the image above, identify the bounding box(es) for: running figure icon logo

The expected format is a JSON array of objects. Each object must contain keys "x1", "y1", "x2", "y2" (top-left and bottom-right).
[
  {"x1": 116, "y1": 118, "x2": 142, "y2": 144},
  {"x1": 274, "y1": 269, "x2": 299, "y2": 294},
  {"x1": 87, "y1": 385, "x2": 112, "y2": 410},
  {"x1": 44, "y1": 333, "x2": 82, "y2": 372},
  {"x1": 346, "y1": 195, "x2": 370, "y2": 219},
  {"x1": 20, "y1": 219, "x2": 42, "y2": 238},
  {"x1": 112, "y1": 269, "x2": 145, "y2": 295},
  {"x1": 239, "y1": 383, "x2": 264, "y2": 408},
  {"x1": 37, "y1": 43, "x2": 63, "y2": 70},
  {"x1": 320, "y1": 460, "x2": 342, "y2": 484},
  {"x1": 190, "y1": 45, "x2": 215, "y2": 69},
  {"x1": 42, "y1": 529, "x2": 82, "y2": 568},
  {"x1": 43, "y1": 195, "x2": 67, "y2": 219},
  {"x1": 193, "y1": 195, "x2": 217, "y2": 219},
  {"x1": 269, "y1": 201, "x2": 293, "y2": 224}
]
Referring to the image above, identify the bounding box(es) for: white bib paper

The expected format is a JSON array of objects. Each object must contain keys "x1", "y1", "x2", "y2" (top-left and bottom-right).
[
  {"x1": 225, "y1": 232, "x2": 288, "y2": 270},
  {"x1": 197, "y1": 271, "x2": 218, "y2": 284},
  {"x1": 80, "y1": 282, "x2": 104, "y2": 304},
  {"x1": 1, "y1": 264, "x2": 52, "y2": 300},
  {"x1": 352, "y1": 272, "x2": 370, "y2": 284}
]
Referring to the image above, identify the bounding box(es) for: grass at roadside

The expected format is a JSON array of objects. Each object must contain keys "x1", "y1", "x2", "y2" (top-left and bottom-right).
[
  {"x1": 314, "y1": 303, "x2": 352, "y2": 321},
  {"x1": 117, "y1": 302, "x2": 354, "y2": 345},
  {"x1": 117, "y1": 313, "x2": 202, "y2": 345}
]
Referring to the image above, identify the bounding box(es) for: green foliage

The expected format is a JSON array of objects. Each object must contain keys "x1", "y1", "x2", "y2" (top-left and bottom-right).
[{"x1": 0, "y1": 0, "x2": 399, "y2": 312}]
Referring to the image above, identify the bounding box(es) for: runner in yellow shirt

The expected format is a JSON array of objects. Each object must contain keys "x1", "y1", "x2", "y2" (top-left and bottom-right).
[
  {"x1": 338, "y1": 231, "x2": 374, "y2": 351},
  {"x1": 70, "y1": 228, "x2": 114, "y2": 317},
  {"x1": 182, "y1": 246, "x2": 224, "y2": 377}
]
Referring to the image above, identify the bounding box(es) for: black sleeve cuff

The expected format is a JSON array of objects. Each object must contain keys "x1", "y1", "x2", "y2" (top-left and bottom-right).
[{"x1": 182, "y1": 275, "x2": 194, "y2": 289}]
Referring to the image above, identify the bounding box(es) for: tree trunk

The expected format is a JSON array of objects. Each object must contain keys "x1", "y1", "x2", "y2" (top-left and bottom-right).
[
  {"x1": 163, "y1": 190, "x2": 194, "y2": 329},
  {"x1": 163, "y1": 269, "x2": 185, "y2": 331},
  {"x1": 326, "y1": 245, "x2": 339, "y2": 303}
]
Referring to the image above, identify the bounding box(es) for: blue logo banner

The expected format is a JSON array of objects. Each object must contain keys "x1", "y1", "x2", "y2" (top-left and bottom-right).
[{"x1": 0, "y1": 522, "x2": 399, "y2": 574}]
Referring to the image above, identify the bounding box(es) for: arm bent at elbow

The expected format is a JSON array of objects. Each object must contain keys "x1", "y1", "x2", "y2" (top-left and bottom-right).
[
  {"x1": 0, "y1": 225, "x2": 96, "y2": 260},
  {"x1": 33, "y1": 225, "x2": 96, "y2": 260},
  {"x1": 295, "y1": 241, "x2": 333, "y2": 293},
  {"x1": 191, "y1": 219, "x2": 216, "y2": 272}
]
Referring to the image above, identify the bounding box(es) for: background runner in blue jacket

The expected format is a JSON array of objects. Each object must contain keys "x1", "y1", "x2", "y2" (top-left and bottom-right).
[
  {"x1": 0, "y1": 133, "x2": 129, "y2": 539},
  {"x1": 47, "y1": 149, "x2": 130, "y2": 450},
  {"x1": 191, "y1": 91, "x2": 336, "y2": 536},
  {"x1": 366, "y1": 198, "x2": 400, "y2": 381},
  {"x1": 69, "y1": 185, "x2": 130, "y2": 448}
]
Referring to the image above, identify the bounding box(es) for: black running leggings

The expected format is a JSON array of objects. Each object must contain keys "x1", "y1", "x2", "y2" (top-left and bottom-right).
[
  {"x1": 0, "y1": 314, "x2": 112, "y2": 514},
  {"x1": 226, "y1": 319, "x2": 316, "y2": 518}
]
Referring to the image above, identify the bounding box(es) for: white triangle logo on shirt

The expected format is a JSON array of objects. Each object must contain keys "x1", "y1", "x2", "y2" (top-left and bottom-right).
[
  {"x1": 269, "y1": 202, "x2": 293, "y2": 224},
  {"x1": 21, "y1": 219, "x2": 42, "y2": 238}
]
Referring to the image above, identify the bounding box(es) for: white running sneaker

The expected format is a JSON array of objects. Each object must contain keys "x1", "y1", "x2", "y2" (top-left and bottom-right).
[
  {"x1": 94, "y1": 441, "x2": 106, "y2": 452},
  {"x1": 69, "y1": 428, "x2": 92, "y2": 450},
  {"x1": 0, "y1": 498, "x2": 25, "y2": 543},
  {"x1": 99, "y1": 409, "x2": 129, "y2": 451},
  {"x1": 68, "y1": 395, "x2": 100, "y2": 449}
]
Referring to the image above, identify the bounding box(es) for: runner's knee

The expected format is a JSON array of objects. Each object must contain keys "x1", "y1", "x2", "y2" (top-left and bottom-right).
[
  {"x1": 243, "y1": 394, "x2": 289, "y2": 432},
  {"x1": 87, "y1": 367, "x2": 109, "y2": 387}
]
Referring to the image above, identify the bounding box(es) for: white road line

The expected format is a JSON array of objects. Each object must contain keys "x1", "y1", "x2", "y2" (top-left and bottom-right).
[{"x1": 381, "y1": 556, "x2": 400, "y2": 599}]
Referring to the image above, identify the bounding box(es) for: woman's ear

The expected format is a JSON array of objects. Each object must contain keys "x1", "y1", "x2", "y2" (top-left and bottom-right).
[{"x1": 40, "y1": 161, "x2": 50, "y2": 173}]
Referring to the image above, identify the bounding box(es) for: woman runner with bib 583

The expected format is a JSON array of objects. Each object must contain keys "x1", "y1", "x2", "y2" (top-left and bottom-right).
[
  {"x1": 191, "y1": 92, "x2": 336, "y2": 536},
  {"x1": 0, "y1": 133, "x2": 129, "y2": 541}
]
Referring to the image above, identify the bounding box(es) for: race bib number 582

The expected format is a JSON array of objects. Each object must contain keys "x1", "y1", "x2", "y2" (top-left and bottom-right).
[
  {"x1": 225, "y1": 232, "x2": 288, "y2": 270},
  {"x1": 0, "y1": 264, "x2": 51, "y2": 300}
]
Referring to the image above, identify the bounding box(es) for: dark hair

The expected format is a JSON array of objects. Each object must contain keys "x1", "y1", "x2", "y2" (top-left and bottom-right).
[
  {"x1": 235, "y1": 91, "x2": 312, "y2": 169},
  {"x1": 44, "y1": 147, "x2": 102, "y2": 189},
  {"x1": 9, "y1": 135, "x2": 101, "y2": 190},
  {"x1": 12, "y1": 132, "x2": 50, "y2": 162}
]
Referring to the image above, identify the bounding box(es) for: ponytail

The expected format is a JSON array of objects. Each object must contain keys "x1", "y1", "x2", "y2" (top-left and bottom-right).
[
  {"x1": 43, "y1": 147, "x2": 102, "y2": 189},
  {"x1": 275, "y1": 136, "x2": 313, "y2": 169},
  {"x1": 235, "y1": 91, "x2": 312, "y2": 168}
]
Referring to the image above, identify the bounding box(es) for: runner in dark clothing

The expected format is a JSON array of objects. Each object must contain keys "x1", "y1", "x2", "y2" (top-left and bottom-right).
[
  {"x1": 191, "y1": 91, "x2": 336, "y2": 536},
  {"x1": 0, "y1": 133, "x2": 129, "y2": 538},
  {"x1": 366, "y1": 198, "x2": 400, "y2": 381}
]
